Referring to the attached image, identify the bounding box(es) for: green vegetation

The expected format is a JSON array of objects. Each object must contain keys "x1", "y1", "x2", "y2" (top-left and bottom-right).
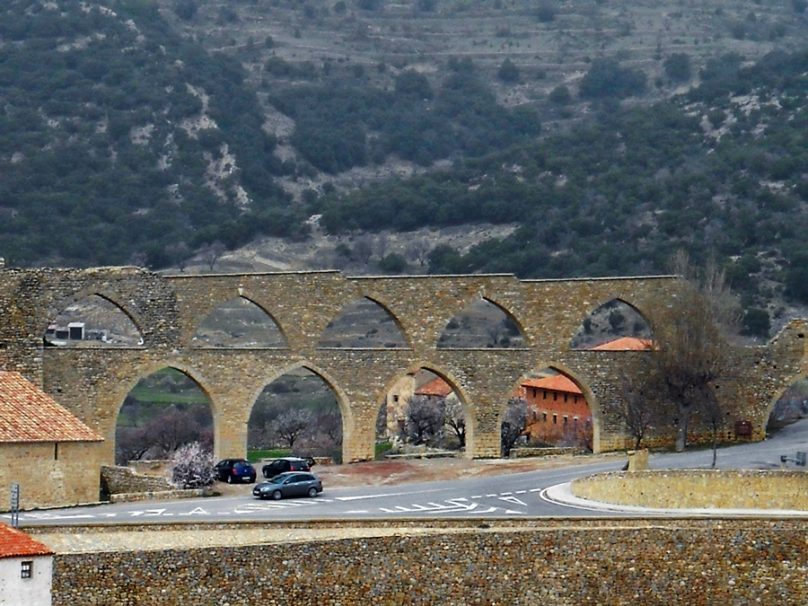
[
  {"x1": 268, "y1": 58, "x2": 540, "y2": 172},
  {"x1": 0, "y1": 0, "x2": 295, "y2": 267},
  {"x1": 316, "y1": 49, "x2": 808, "y2": 310},
  {"x1": 247, "y1": 448, "x2": 292, "y2": 462}
]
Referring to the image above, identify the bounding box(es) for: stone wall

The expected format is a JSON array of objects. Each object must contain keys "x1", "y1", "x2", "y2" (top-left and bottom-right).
[
  {"x1": 572, "y1": 469, "x2": 808, "y2": 510},
  {"x1": 100, "y1": 466, "x2": 172, "y2": 496},
  {"x1": 49, "y1": 519, "x2": 808, "y2": 605},
  {"x1": 0, "y1": 442, "x2": 103, "y2": 510},
  {"x1": 1, "y1": 267, "x2": 806, "y2": 464}
]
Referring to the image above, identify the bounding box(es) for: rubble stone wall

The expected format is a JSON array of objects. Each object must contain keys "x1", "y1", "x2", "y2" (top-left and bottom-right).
[
  {"x1": 573, "y1": 469, "x2": 808, "y2": 510},
  {"x1": 50, "y1": 519, "x2": 808, "y2": 605}
]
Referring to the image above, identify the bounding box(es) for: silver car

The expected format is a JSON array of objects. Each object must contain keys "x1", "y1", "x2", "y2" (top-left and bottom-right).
[{"x1": 252, "y1": 471, "x2": 323, "y2": 500}]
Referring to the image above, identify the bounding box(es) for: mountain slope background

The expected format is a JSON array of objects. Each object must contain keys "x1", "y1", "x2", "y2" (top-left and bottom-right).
[{"x1": 1, "y1": 0, "x2": 807, "y2": 336}]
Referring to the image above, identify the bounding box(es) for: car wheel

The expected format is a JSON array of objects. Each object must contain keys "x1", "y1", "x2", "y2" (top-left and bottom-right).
[
  {"x1": 271, "y1": 490, "x2": 283, "y2": 501},
  {"x1": 307, "y1": 487, "x2": 318, "y2": 498}
]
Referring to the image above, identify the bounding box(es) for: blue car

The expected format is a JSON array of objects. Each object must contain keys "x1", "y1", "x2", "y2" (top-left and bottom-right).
[{"x1": 214, "y1": 458, "x2": 256, "y2": 484}]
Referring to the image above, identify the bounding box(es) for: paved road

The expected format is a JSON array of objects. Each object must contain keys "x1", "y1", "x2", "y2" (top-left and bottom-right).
[{"x1": 12, "y1": 418, "x2": 807, "y2": 526}]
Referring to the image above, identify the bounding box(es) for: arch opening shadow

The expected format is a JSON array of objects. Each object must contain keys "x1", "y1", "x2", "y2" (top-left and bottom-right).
[
  {"x1": 45, "y1": 294, "x2": 142, "y2": 347},
  {"x1": 193, "y1": 297, "x2": 286, "y2": 348},
  {"x1": 766, "y1": 377, "x2": 808, "y2": 436},
  {"x1": 115, "y1": 367, "x2": 213, "y2": 465},
  {"x1": 438, "y1": 298, "x2": 525, "y2": 349},
  {"x1": 377, "y1": 369, "x2": 467, "y2": 457},
  {"x1": 318, "y1": 297, "x2": 408, "y2": 349},
  {"x1": 507, "y1": 368, "x2": 594, "y2": 454},
  {"x1": 570, "y1": 298, "x2": 652, "y2": 351},
  {"x1": 248, "y1": 368, "x2": 343, "y2": 465}
]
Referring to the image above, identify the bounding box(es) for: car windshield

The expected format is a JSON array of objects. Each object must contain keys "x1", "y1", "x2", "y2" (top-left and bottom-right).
[{"x1": 268, "y1": 475, "x2": 286, "y2": 484}]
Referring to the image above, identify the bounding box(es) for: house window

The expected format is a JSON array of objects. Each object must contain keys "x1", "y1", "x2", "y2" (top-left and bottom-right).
[
  {"x1": 552, "y1": 414, "x2": 557, "y2": 424},
  {"x1": 553, "y1": 392, "x2": 557, "y2": 401},
  {"x1": 573, "y1": 395, "x2": 579, "y2": 404},
  {"x1": 393, "y1": 395, "x2": 399, "y2": 402},
  {"x1": 563, "y1": 416, "x2": 568, "y2": 425},
  {"x1": 21, "y1": 560, "x2": 33, "y2": 579},
  {"x1": 542, "y1": 412, "x2": 547, "y2": 423},
  {"x1": 564, "y1": 393, "x2": 568, "y2": 402},
  {"x1": 543, "y1": 390, "x2": 547, "y2": 400}
]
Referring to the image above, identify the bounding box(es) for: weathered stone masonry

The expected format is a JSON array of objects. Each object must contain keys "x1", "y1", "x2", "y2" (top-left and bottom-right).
[
  {"x1": 47, "y1": 520, "x2": 808, "y2": 605},
  {"x1": 1, "y1": 267, "x2": 806, "y2": 463}
]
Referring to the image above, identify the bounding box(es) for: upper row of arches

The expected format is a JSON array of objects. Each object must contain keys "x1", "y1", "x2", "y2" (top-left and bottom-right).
[{"x1": 43, "y1": 294, "x2": 653, "y2": 351}]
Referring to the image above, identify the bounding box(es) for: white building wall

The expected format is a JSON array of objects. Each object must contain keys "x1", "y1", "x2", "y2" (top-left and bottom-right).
[{"x1": 0, "y1": 556, "x2": 52, "y2": 606}]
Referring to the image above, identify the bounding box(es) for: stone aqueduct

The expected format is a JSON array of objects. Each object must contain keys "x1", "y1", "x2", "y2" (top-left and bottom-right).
[{"x1": 1, "y1": 266, "x2": 806, "y2": 463}]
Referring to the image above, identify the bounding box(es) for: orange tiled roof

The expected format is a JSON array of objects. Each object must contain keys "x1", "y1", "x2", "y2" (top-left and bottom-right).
[
  {"x1": 415, "y1": 377, "x2": 453, "y2": 397},
  {"x1": 521, "y1": 375, "x2": 582, "y2": 395},
  {"x1": 0, "y1": 371, "x2": 103, "y2": 443},
  {"x1": 591, "y1": 337, "x2": 654, "y2": 351},
  {"x1": 0, "y1": 524, "x2": 54, "y2": 559}
]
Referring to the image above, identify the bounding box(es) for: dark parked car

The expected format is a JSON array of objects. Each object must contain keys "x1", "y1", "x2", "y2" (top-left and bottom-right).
[
  {"x1": 214, "y1": 458, "x2": 256, "y2": 484},
  {"x1": 252, "y1": 472, "x2": 323, "y2": 500},
  {"x1": 261, "y1": 456, "x2": 313, "y2": 479}
]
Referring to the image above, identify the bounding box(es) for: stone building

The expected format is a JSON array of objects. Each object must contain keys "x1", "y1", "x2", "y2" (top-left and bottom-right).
[
  {"x1": 0, "y1": 524, "x2": 53, "y2": 605},
  {"x1": 0, "y1": 372, "x2": 104, "y2": 510}
]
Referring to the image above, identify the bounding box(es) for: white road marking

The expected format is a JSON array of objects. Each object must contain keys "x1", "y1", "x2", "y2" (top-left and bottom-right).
[
  {"x1": 498, "y1": 495, "x2": 527, "y2": 507},
  {"x1": 335, "y1": 488, "x2": 444, "y2": 502},
  {"x1": 515, "y1": 490, "x2": 527, "y2": 495}
]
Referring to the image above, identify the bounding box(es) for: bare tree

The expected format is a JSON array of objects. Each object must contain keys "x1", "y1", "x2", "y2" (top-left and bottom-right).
[
  {"x1": 617, "y1": 372, "x2": 655, "y2": 450},
  {"x1": 405, "y1": 237, "x2": 430, "y2": 268},
  {"x1": 200, "y1": 241, "x2": 226, "y2": 272},
  {"x1": 318, "y1": 410, "x2": 343, "y2": 444},
  {"x1": 404, "y1": 395, "x2": 444, "y2": 445},
  {"x1": 272, "y1": 408, "x2": 313, "y2": 449},
  {"x1": 352, "y1": 235, "x2": 374, "y2": 265},
  {"x1": 646, "y1": 251, "x2": 740, "y2": 455},
  {"x1": 501, "y1": 397, "x2": 528, "y2": 457},
  {"x1": 443, "y1": 397, "x2": 466, "y2": 448}
]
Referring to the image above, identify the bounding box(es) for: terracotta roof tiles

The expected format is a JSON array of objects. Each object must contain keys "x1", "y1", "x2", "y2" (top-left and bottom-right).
[
  {"x1": 0, "y1": 371, "x2": 103, "y2": 443},
  {"x1": 415, "y1": 377, "x2": 453, "y2": 398},
  {"x1": 0, "y1": 524, "x2": 54, "y2": 559},
  {"x1": 521, "y1": 375, "x2": 582, "y2": 395},
  {"x1": 591, "y1": 337, "x2": 654, "y2": 351}
]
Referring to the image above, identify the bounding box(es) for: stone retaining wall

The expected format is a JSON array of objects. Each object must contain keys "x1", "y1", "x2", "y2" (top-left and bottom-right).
[
  {"x1": 572, "y1": 469, "x2": 808, "y2": 509},
  {"x1": 50, "y1": 519, "x2": 808, "y2": 605},
  {"x1": 509, "y1": 446, "x2": 581, "y2": 458},
  {"x1": 101, "y1": 465, "x2": 172, "y2": 496}
]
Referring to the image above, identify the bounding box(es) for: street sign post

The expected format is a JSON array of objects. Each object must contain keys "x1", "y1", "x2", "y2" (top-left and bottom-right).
[{"x1": 10, "y1": 482, "x2": 20, "y2": 528}]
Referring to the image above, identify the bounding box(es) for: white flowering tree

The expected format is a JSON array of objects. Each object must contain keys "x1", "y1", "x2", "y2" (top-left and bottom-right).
[{"x1": 170, "y1": 442, "x2": 216, "y2": 488}]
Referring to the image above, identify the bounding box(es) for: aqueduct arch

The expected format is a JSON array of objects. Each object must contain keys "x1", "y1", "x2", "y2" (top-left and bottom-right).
[{"x1": 1, "y1": 267, "x2": 805, "y2": 463}]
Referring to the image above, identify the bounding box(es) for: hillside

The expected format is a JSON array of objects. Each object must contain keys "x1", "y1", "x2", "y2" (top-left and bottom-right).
[{"x1": 1, "y1": 0, "x2": 807, "y2": 335}]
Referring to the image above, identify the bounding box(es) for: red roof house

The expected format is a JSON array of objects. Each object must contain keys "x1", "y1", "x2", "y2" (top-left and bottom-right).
[
  {"x1": 0, "y1": 371, "x2": 104, "y2": 510},
  {"x1": 0, "y1": 524, "x2": 53, "y2": 605}
]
